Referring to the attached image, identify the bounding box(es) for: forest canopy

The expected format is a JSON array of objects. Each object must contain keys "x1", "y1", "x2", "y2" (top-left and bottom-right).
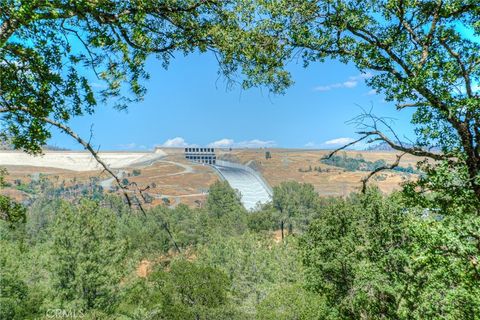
[{"x1": 1, "y1": 1, "x2": 479, "y2": 319}]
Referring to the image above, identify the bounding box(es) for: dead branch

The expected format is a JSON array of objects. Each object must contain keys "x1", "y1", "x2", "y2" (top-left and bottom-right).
[
  {"x1": 322, "y1": 135, "x2": 370, "y2": 160},
  {"x1": 361, "y1": 152, "x2": 406, "y2": 193},
  {"x1": 42, "y1": 118, "x2": 135, "y2": 206},
  {"x1": 358, "y1": 130, "x2": 446, "y2": 161},
  {"x1": 322, "y1": 109, "x2": 453, "y2": 194},
  {"x1": 128, "y1": 181, "x2": 181, "y2": 253},
  {"x1": 350, "y1": 109, "x2": 448, "y2": 161},
  {"x1": 3, "y1": 105, "x2": 183, "y2": 253}
]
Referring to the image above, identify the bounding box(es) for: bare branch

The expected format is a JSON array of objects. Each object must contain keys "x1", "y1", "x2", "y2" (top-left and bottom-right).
[
  {"x1": 396, "y1": 102, "x2": 428, "y2": 109},
  {"x1": 3, "y1": 103, "x2": 184, "y2": 252},
  {"x1": 358, "y1": 130, "x2": 446, "y2": 160},
  {"x1": 42, "y1": 118, "x2": 135, "y2": 207},
  {"x1": 361, "y1": 152, "x2": 406, "y2": 193},
  {"x1": 322, "y1": 135, "x2": 370, "y2": 160},
  {"x1": 349, "y1": 109, "x2": 449, "y2": 161},
  {"x1": 4, "y1": 105, "x2": 134, "y2": 207}
]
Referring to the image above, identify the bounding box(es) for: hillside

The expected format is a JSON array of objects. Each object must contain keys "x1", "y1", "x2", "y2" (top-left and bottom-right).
[
  {"x1": 217, "y1": 148, "x2": 421, "y2": 196},
  {"x1": 0, "y1": 148, "x2": 423, "y2": 207}
]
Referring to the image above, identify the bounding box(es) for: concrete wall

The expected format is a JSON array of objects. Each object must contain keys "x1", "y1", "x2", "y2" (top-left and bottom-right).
[
  {"x1": 213, "y1": 160, "x2": 273, "y2": 211},
  {"x1": 215, "y1": 160, "x2": 273, "y2": 196}
]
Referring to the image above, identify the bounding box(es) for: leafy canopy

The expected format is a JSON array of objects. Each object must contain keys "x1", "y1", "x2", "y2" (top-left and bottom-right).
[
  {"x1": 0, "y1": 0, "x2": 290, "y2": 153},
  {"x1": 239, "y1": 0, "x2": 480, "y2": 205}
]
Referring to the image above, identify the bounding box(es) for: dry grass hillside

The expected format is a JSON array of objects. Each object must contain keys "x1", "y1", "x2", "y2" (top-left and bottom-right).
[
  {"x1": 0, "y1": 148, "x2": 427, "y2": 207},
  {"x1": 217, "y1": 148, "x2": 423, "y2": 196},
  {"x1": 0, "y1": 151, "x2": 217, "y2": 208}
]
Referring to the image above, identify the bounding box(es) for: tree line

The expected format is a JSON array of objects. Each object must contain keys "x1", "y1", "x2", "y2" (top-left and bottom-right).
[{"x1": 1, "y1": 179, "x2": 479, "y2": 319}]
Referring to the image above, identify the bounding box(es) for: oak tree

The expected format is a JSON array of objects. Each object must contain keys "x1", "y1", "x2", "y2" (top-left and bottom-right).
[{"x1": 245, "y1": 0, "x2": 480, "y2": 206}]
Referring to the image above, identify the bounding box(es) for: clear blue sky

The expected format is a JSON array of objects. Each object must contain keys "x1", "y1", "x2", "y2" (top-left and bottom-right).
[{"x1": 49, "y1": 51, "x2": 416, "y2": 150}]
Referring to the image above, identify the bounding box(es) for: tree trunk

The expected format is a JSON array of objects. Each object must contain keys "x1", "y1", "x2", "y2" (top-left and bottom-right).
[
  {"x1": 455, "y1": 121, "x2": 480, "y2": 206},
  {"x1": 281, "y1": 220, "x2": 284, "y2": 240}
]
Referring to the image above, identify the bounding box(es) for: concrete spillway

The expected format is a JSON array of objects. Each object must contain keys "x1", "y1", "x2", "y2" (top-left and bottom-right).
[{"x1": 213, "y1": 163, "x2": 272, "y2": 211}]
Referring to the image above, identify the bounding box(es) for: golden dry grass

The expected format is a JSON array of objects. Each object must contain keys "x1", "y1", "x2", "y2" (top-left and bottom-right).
[
  {"x1": 1, "y1": 148, "x2": 427, "y2": 206},
  {"x1": 217, "y1": 148, "x2": 422, "y2": 196}
]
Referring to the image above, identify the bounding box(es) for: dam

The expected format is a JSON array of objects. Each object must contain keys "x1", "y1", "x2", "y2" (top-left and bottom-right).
[
  {"x1": 183, "y1": 149, "x2": 273, "y2": 210},
  {"x1": 213, "y1": 160, "x2": 272, "y2": 211}
]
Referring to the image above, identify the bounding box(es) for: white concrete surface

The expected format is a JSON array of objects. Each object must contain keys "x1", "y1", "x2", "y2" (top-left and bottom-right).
[
  {"x1": 0, "y1": 149, "x2": 166, "y2": 171},
  {"x1": 214, "y1": 165, "x2": 272, "y2": 211}
]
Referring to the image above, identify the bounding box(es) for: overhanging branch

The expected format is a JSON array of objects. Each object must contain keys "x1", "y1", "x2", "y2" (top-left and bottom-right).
[
  {"x1": 360, "y1": 152, "x2": 406, "y2": 193},
  {"x1": 3, "y1": 105, "x2": 134, "y2": 207},
  {"x1": 358, "y1": 130, "x2": 447, "y2": 161},
  {"x1": 3, "y1": 105, "x2": 184, "y2": 252},
  {"x1": 322, "y1": 135, "x2": 370, "y2": 160}
]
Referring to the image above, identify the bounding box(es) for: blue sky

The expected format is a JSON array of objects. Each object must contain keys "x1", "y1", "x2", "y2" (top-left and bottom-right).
[{"x1": 49, "y1": 51, "x2": 416, "y2": 150}]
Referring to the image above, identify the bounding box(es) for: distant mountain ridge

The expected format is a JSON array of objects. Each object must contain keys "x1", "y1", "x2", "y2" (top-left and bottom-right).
[{"x1": 365, "y1": 142, "x2": 440, "y2": 152}]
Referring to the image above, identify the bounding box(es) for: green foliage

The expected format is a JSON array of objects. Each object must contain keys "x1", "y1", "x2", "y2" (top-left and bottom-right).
[
  {"x1": 206, "y1": 180, "x2": 245, "y2": 218},
  {"x1": 119, "y1": 260, "x2": 242, "y2": 319},
  {"x1": 273, "y1": 181, "x2": 319, "y2": 233},
  {"x1": 257, "y1": 284, "x2": 335, "y2": 320},
  {"x1": 395, "y1": 192, "x2": 480, "y2": 319},
  {"x1": 151, "y1": 204, "x2": 198, "y2": 249},
  {"x1": 301, "y1": 189, "x2": 408, "y2": 318},
  {"x1": 116, "y1": 207, "x2": 171, "y2": 256},
  {"x1": 0, "y1": 0, "x2": 291, "y2": 153},
  {"x1": 321, "y1": 153, "x2": 417, "y2": 173},
  {"x1": 0, "y1": 272, "x2": 27, "y2": 320},
  {"x1": 0, "y1": 226, "x2": 48, "y2": 319},
  {"x1": 156, "y1": 260, "x2": 236, "y2": 319},
  {"x1": 0, "y1": 169, "x2": 26, "y2": 227},
  {"x1": 196, "y1": 232, "x2": 303, "y2": 316},
  {"x1": 301, "y1": 188, "x2": 480, "y2": 319},
  {"x1": 0, "y1": 272, "x2": 42, "y2": 320},
  {"x1": 0, "y1": 179, "x2": 478, "y2": 319},
  {"x1": 0, "y1": 195, "x2": 26, "y2": 226},
  {"x1": 161, "y1": 197, "x2": 170, "y2": 206},
  {"x1": 246, "y1": 204, "x2": 278, "y2": 232},
  {"x1": 51, "y1": 200, "x2": 127, "y2": 313},
  {"x1": 14, "y1": 183, "x2": 34, "y2": 194}
]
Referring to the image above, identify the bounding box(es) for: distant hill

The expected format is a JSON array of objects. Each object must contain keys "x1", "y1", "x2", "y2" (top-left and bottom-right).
[
  {"x1": 43, "y1": 145, "x2": 70, "y2": 151},
  {"x1": 364, "y1": 142, "x2": 407, "y2": 151},
  {"x1": 365, "y1": 142, "x2": 440, "y2": 152}
]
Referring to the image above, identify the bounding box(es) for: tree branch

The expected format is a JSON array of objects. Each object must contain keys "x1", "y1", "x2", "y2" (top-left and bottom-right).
[
  {"x1": 322, "y1": 135, "x2": 371, "y2": 160},
  {"x1": 4, "y1": 105, "x2": 134, "y2": 207},
  {"x1": 361, "y1": 152, "x2": 406, "y2": 193},
  {"x1": 4, "y1": 104, "x2": 184, "y2": 251},
  {"x1": 396, "y1": 102, "x2": 428, "y2": 109},
  {"x1": 439, "y1": 37, "x2": 473, "y2": 98},
  {"x1": 358, "y1": 130, "x2": 446, "y2": 161}
]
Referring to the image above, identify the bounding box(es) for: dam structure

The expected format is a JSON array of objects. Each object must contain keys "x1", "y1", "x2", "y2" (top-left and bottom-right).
[
  {"x1": 212, "y1": 160, "x2": 272, "y2": 211},
  {"x1": 185, "y1": 147, "x2": 273, "y2": 211},
  {"x1": 184, "y1": 147, "x2": 216, "y2": 165},
  {"x1": 184, "y1": 150, "x2": 273, "y2": 210}
]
